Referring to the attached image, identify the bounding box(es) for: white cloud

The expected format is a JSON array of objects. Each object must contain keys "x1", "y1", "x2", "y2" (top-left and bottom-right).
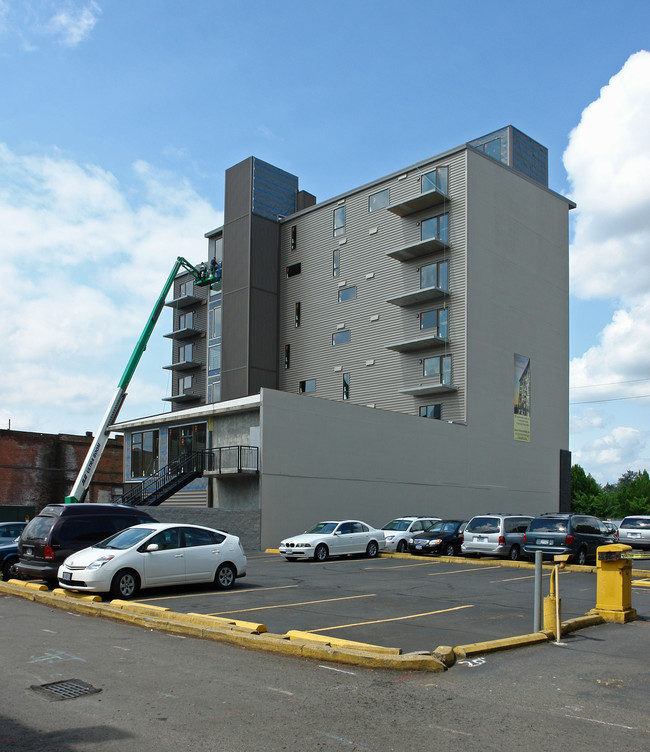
[
  {"x1": 569, "y1": 408, "x2": 607, "y2": 435},
  {"x1": 572, "y1": 426, "x2": 647, "y2": 483},
  {"x1": 0, "y1": 143, "x2": 221, "y2": 434},
  {"x1": 46, "y1": 1, "x2": 100, "y2": 47},
  {"x1": 566, "y1": 51, "x2": 650, "y2": 411}
]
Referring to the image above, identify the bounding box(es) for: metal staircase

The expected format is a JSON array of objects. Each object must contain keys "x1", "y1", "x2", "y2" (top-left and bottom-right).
[{"x1": 120, "y1": 452, "x2": 205, "y2": 507}]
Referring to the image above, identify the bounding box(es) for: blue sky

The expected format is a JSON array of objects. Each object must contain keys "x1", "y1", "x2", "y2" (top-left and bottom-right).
[{"x1": 1, "y1": 0, "x2": 650, "y2": 485}]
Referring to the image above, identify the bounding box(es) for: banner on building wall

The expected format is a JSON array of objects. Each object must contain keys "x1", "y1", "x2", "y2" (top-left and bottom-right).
[{"x1": 514, "y1": 353, "x2": 531, "y2": 442}]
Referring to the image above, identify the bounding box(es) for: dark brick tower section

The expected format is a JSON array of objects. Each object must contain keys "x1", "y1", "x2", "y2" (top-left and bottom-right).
[{"x1": 0, "y1": 429, "x2": 124, "y2": 514}]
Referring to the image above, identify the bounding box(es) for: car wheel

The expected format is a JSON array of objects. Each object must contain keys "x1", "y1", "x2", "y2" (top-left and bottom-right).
[
  {"x1": 215, "y1": 562, "x2": 236, "y2": 589},
  {"x1": 509, "y1": 545, "x2": 521, "y2": 561},
  {"x1": 575, "y1": 547, "x2": 587, "y2": 566},
  {"x1": 2, "y1": 556, "x2": 18, "y2": 581},
  {"x1": 444, "y1": 543, "x2": 456, "y2": 557},
  {"x1": 110, "y1": 569, "x2": 140, "y2": 600},
  {"x1": 314, "y1": 544, "x2": 328, "y2": 562},
  {"x1": 366, "y1": 540, "x2": 379, "y2": 558},
  {"x1": 396, "y1": 540, "x2": 407, "y2": 553}
]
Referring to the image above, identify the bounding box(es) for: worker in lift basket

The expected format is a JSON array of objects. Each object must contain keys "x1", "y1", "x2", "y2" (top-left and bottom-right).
[
  {"x1": 199, "y1": 261, "x2": 207, "y2": 278},
  {"x1": 209, "y1": 257, "x2": 217, "y2": 277}
]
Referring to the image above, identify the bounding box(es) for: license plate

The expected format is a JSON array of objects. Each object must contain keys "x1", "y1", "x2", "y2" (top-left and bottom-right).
[
  {"x1": 415, "y1": 544, "x2": 423, "y2": 550},
  {"x1": 23, "y1": 547, "x2": 33, "y2": 557},
  {"x1": 61, "y1": 571, "x2": 71, "y2": 581},
  {"x1": 537, "y1": 539, "x2": 552, "y2": 545},
  {"x1": 474, "y1": 536, "x2": 487, "y2": 543}
]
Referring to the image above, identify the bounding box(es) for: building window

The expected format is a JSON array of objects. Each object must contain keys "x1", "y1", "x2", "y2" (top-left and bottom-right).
[
  {"x1": 284, "y1": 344, "x2": 290, "y2": 369},
  {"x1": 291, "y1": 225, "x2": 297, "y2": 250},
  {"x1": 333, "y1": 206, "x2": 346, "y2": 237},
  {"x1": 420, "y1": 307, "x2": 448, "y2": 338},
  {"x1": 208, "y1": 380, "x2": 221, "y2": 403},
  {"x1": 333, "y1": 248, "x2": 340, "y2": 277},
  {"x1": 476, "y1": 137, "x2": 502, "y2": 160},
  {"x1": 178, "y1": 311, "x2": 193, "y2": 330},
  {"x1": 178, "y1": 374, "x2": 193, "y2": 395},
  {"x1": 332, "y1": 329, "x2": 351, "y2": 346},
  {"x1": 299, "y1": 379, "x2": 316, "y2": 393},
  {"x1": 343, "y1": 372, "x2": 350, "y2": 400},
  {"x1": 369, "y1": 188, "x2": 389, "y2": 212},
  {"x1": 208, "y1": 344, "x2": 221, "y2": 372},
  {"x1": 178, "y1": 343, "x2": 193, "y2": 362},
  {"x1": 295, "y1": 302, "x2": 301, "y2": 327},
  {"x1": 421, "y1": 166, "x2": 448, "y2": 195},
  {"x1": 338, "y1": 286, "x2": 356, "y2": 303},
  {"x1": 419, "y1": 404, "x2": 442, "y2": 419},
  {"x1": 208, "y1": 307, "x2": 222, "y2": 340},
  {"x1": 420, "y1": 260, "x2": 448, "y2": 291},
  {"x1": 423, "y1": 354, "x2": 452, "y2": 385},
  {"x1": 131, "y1": 430, "x2": 159, "y2": 478},
  {"x1": 179, "y1": 280, "x2": 194, "y2": 297},
  {"x1": 286, "y1": 263, "x2": 301, "y2": 278},
  {"x1": 421, "y1": 213, "x2": 449, "y2": 244},
  {"x1": 168, "y1": 423, "x2": 206, "y2": 463}
]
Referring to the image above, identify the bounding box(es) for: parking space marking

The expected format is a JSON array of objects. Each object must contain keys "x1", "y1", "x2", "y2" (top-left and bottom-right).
[
  {"x1": 138, "y1": 584, "x2": 299, "y2": 603},
  {"x1": 428, "y1": 566, "x2": 501, "y2": 576},
  {"x1": 307, "y1": 604, "x2": 474, "y2": 633},
  {"x1": 489, "y1": 572, "x2": 553, "y2": 583},
  {"x1": 365, "y1": 561, "x2": 438, "y2": 570},
  {"x1": 207, "y1": 593, "x2": 376, "y2": 616}
]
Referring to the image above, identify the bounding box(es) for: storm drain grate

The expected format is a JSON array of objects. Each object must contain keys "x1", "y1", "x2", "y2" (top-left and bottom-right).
[{"x1": 30, "y1": 679, "x2": 102, "y2": 701}]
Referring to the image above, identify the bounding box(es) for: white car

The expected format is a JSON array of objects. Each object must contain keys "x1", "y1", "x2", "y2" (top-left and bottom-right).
[
  {"x1": 57, "y1": 522, "x2": 247, "y2": 599},
  {"x1": 279, "y1": 520, "x2": 386, "y2": 562},
  {"x1": 381, "y1": 516, "x2": 441, "y2": 552}
]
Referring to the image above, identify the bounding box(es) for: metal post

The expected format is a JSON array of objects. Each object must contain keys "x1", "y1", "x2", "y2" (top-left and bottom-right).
[{"x1": 533, "y1": 550, "x2": 543, "y2": 631}]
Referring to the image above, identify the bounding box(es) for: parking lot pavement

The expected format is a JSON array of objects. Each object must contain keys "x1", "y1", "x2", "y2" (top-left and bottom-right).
[{"x1": 126, "y1": 553, "x2": 636, "y2": 653}]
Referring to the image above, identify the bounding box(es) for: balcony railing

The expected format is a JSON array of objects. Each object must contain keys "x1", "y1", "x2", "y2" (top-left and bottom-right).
[{"x1": 204, "y1": 445, "x2": 259, "y2": 475}]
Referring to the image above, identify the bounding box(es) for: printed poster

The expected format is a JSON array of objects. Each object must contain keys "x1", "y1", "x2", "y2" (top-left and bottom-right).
[{"x1": 514, "y1": 353, "x2": 530, "y2": 442}]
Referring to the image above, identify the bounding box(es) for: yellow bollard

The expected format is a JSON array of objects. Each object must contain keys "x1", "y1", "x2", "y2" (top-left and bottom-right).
[{"x1": 591, "y1": 544, "x2": 636, "y2": 623}]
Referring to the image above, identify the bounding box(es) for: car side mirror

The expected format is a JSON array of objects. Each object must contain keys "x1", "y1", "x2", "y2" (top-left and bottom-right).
[
  {"x1": 333, "y1": 531, "x2": 341, "y2": 536},
  {"x1": 146, "y1": 543, "x2": 160, "y2": 552}
]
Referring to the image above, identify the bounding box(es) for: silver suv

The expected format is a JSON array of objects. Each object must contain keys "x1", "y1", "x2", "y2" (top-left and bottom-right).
[{"x1": 461, "y1": 514, "x2": 533, "y2": 560}]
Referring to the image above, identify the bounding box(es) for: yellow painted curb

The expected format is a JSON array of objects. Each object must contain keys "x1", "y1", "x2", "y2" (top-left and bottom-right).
[
  {"x1": 110, "y1": 600, "x2": 172, "y2": 613},
  {"x1": 455, "y1": 632, "x2": 549, "y2": 659},
  {"x1": 285, "y1": 629, "x2": 401, "y2": 654},
  {"x1": 187, "y1": 613, "x2": 267, "y2": 633},
  {"x1": 51, "y1": 588, "x2": 103, "y2": 602}
]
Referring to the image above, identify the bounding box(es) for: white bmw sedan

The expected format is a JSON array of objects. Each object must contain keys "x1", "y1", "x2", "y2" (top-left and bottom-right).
[
  {"x1": 57, "y1": 522, "x2": 246, "y2": 599},
  {"x1": 279, "y1": 520, "x2": 385, "y2": 562}
]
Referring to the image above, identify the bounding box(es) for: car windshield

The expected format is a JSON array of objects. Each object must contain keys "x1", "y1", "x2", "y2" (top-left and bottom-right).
[
  {"x1": 427, "y1": 521, "x2": 459, "y2": 534},
  {"x1": 305, "y1": 522, "x2": 338, "y2": 535},
  {"x1": 95, "y1": 527, "x2": 155, "y2": 550},
  {"x1": 382, "y1": 520, "x2": 412, "y2": 531},
  {"x1": 528, "y1": 518, "x2": 567, "y2": 533},
  {"x1": 620, "y1": 517, "x2": 650, "y2": 530}
]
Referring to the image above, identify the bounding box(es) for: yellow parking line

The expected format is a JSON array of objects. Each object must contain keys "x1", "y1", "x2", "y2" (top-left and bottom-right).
[
  {"x1": 428, "y1": 566, "x2": 501, "y2": 576},
  {"x1": 207, "y1": 593, "x2": 376, "y2": 616},
  {"x1": 138, "y1": 584, "x2": 299, "y2": 603},
  {"x1": 489, "y1": 573, "x2": 553, "y2": 583},
  {"x1": 307, "y1": 604, "x2": 474, "y2": 632},
  {"x1": 365, "y1": 561, "x2": 438, "y2": 570}
]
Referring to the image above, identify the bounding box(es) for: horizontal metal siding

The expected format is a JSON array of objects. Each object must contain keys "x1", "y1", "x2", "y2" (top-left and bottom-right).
[
  {"x1": 161, "y1": 488, "x2": 207, "y2": 508},
  {"x1": 278, "y1": 151, "x2": 467, "y2": 422}
]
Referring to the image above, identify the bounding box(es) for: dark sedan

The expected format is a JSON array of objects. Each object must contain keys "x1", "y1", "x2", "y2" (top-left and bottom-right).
[
  {"x1": 408, "y1": 520, "x2": 468, "y2": 556},
  {"x1": 1, "y1": 537, "x2": 20, "y2": 581}
]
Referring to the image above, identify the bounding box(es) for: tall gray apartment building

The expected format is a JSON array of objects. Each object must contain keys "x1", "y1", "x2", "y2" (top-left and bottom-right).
[{"x1": 113, "y1": 126, "x2": 573, "y2": 551}]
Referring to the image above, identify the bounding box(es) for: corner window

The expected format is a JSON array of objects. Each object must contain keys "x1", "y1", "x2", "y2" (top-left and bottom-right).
[
  {"x1": 208, "y1": 306, "x2": 222, "y2": 340},
  {"x1": 419, "y1": 404, "x2": 441, "y2": 419},
  {"x1": 291, "y1": 225, "x2": 296, "y2": 250},
  {"x1": 332, "y1": 329, "x2": 351, "y2": 346},
  {"x1": 179, "y1": 280, "x2": 194, "y2": 297},
  {"x1": 419, "y1": 307, "x2": 448, "y2": 338},
  {"x1": 178, "y1": 374, "x2": 193, "y2": 395},
  {"x1": 420, "y1": 260, "x2": 448, "y2": 291},
  {"x1": 295, "y1": 302, "x2": 301, "y2": 327},
  {"x1": 286, "y1": 263, "x2": 301, "y2": 278},
  {"x1": 338, "y1": 286, "x2": 356, "y2": 303},
  {"x1": 178, "y1": 311, "x2": 193, "y2": 330},
  {"x1": 476, "y1": 137, "x2": 502, "y2": 160},
  {"x1": 421, "y1": 166, "x2": 448, "y2": 195},
  {"x1": 131, "y1": 431, "x2": 159, "y2": 478},
  {"x1": 208, "y1": 380, "x2": 221, "y2": 403},
  {"x1": 284, "y1": 344, "x2": 290, "y2": 369},
  {"x1": 299, "y1": 379, "x2": 316, "y2": 393},
  {"x1": 369, "y1": 188, "x2": 389, "y2": 212},
  {"x1": 421, "y1": 213, "x2": 449, "y2": 244},
  {"x1": 423, "y1": 354, "x2": 452, "y2": 384},
  {"x1": 333, "y1": 248, "x2": 340, "y2": 277},
  {"x1": 333, "y1": 206, "x2": 346, "y2": 237},
  {"x1": 208, "y1": 344, "x2": 221, "y2": 372},
  {"x1": 343, "y1": 372, "x2": 350, "y2": 400}
]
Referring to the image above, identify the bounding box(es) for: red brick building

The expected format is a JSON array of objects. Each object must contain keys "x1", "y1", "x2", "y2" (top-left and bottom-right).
[{"x1": 0, "y1": 429, "x2": 124, "y2": 516}]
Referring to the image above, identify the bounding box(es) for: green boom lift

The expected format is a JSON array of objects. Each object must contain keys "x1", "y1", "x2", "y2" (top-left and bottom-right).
[{"x1": 64, "y1": 256, "x2": 221, "y2": 504}]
